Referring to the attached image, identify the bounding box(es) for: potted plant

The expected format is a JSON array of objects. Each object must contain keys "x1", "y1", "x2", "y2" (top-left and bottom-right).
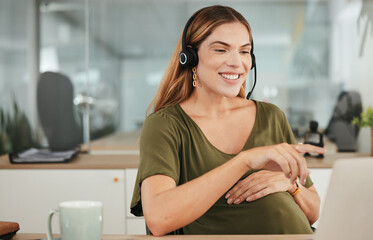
[
  {"x1": 0, "y1": 100, "x2": 35, "y2": 156},
  {"x1": 352, "y1": 107, "x2": 373, "y2": 156}
]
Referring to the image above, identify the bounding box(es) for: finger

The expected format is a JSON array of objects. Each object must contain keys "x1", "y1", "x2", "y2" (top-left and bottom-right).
[
  {"x1": 267, "y1": 147, "x2": 292, "y2": 178},
  {"x1": 226, "y1": 184, "x2": 244, "y2": 201},
  {"x1": 294, "y1": 152, "x2": 308, "y2": 185},
  {"x1": 225, "y1": 183, "x2": 240, "y2": 199},
  {"x1": 277, "y1": 144, "x2": 300, "y2": 184},
  {"x1": 227, "y1": 171, "x2": 270, "y2": 204},
  {"x1": 237, "y1": 172, "x2": 288, "y2": 203},
  {"x1": 226, "y1": 180, "x2": 251, "y2": 204},
  {"x1": 227, "y1": 177, "x2": 253, "y2": 198},
  {"x1": 232, "y1": 182, "x2": 267, "y2": 204},
  {"x1": 284, "y1": 144, "x2": 310, "y2": 185},
  {"x1": 246, "y1": 187, "x2": 272, "y2": 202},
  {"x1": 296, "y1": 143, "x2": 326, "y2": 154},
  {"x1": 290, "y1": 145, "x2": 309, "y2": 185}
]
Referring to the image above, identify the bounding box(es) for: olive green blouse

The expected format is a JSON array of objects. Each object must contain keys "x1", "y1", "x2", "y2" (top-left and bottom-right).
[{"x1": 130, "y1": 101, "x2": 313, "y2": 234}]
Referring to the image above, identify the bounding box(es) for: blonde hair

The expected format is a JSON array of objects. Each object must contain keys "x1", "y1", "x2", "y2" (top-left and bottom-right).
[{"x1": 147, "y1": 5, "x2": 253, "y2": 114}]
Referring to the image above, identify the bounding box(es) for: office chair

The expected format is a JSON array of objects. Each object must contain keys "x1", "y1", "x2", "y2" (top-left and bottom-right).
[
  {"x1": 37, "y1": 71, "x2": 83, "y2": 151},
  {"x1": 325, "y1": 91, "x2": 362, "y2": 152}
]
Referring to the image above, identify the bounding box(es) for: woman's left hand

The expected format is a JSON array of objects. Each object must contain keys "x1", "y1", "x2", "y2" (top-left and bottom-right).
[{"x1": 225, "y1": 170, "x2": 296, "y2": 204}]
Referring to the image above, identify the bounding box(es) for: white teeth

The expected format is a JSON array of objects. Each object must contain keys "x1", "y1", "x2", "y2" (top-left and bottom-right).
[{"x1": 221, "y1": 74, "x2": 239, "y2": 80}]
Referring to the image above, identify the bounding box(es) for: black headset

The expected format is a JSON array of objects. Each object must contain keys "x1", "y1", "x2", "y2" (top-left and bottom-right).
[
  {"x1": 178, "y1": 13, "x2": 257, "y2": 100},
  {"x1": 179, "y1": 15, "x2": 199, "y2": 68}
]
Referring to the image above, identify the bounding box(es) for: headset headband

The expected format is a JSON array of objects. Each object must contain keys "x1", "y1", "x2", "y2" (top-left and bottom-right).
[{"x1": 181, "y1": 15, "x2": 196, "y2": 54}]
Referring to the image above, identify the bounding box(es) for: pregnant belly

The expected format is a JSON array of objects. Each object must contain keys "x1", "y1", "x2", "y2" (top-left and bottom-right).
[{"x1": 183, "y1": 192, "x2": 313, "y2": 234}]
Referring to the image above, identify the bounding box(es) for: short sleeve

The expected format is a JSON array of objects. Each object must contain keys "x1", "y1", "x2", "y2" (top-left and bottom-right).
[
  {"x1": 280, "y1": 111, "x2": 296, "y2": 145},
  {"x1": 130, "y1": 111, "x2": 181, "y2": 216}
]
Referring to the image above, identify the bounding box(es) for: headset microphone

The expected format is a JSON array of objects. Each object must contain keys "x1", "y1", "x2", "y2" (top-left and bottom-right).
[
  {"x1": 246, "y1": 65, "x2": 256, "y2": 100},
  {"x1": 246, "y1": 39, "x2": 256, "y2": 100}
]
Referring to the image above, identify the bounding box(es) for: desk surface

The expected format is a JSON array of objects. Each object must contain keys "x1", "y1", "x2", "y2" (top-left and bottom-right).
[
  {"x1": 0, "y1": 153, "x2": 369, "y2": 169},
  {"x1": 13, "y1": 233, "x2": 313, "y2": 240},
  {"x1": 0, "y1": 151, "x2": 369, "y2": 170},
  {"x1": 0, "y1": 153, "x2": 139, "y2": 170},
  {"x1": 0, "y1": 130, "x2": 369, "y2": 169}
]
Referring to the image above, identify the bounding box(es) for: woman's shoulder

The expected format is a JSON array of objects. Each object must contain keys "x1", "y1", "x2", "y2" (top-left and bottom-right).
[
  {"x1": 255, "y1": 100, "x2": 285, "y2": 115},
  {"x1": 141, "y1": 105, "x2": 185, "y2": 148},
  {"x1": 143, "y1": 104, "x2": 184, "y2": 129},
  {"x1": 147, "y1": 104, "x2": 181, "y2": 120},
  {"x1": 254, "y1": 100, "x2": 287, "y2": 122},
  {"x1": 255, "y1": 100, "x2": 281, "y2": 112}
]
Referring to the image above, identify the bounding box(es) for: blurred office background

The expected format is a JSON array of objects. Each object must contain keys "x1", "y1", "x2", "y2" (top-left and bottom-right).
[{"x1": 0, "y1": 0, "x2": 372, "y2": 154}]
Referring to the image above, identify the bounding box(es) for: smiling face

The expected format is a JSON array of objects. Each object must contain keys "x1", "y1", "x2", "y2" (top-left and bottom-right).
[{"x1": 195, "y1": 22, "x2": 252, "y2": 99}]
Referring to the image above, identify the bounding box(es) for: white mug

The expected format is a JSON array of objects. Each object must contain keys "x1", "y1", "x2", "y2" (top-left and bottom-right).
[{"x1": 47, "y1": 201, "x2": 103, "y2": 240}]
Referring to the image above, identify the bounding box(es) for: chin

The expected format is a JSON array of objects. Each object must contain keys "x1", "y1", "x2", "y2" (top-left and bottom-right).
[{"x1": 220, "y1": 89, "x2": 242, "y2": 98}]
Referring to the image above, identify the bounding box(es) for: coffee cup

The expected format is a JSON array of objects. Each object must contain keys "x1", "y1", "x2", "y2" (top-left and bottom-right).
[{"x1": 47, "y1": 201, "x2": 103, "y2": 240}]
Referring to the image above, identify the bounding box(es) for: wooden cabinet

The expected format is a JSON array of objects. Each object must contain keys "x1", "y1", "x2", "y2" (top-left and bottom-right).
[
  {"x1": 125, "y1": 168, "x2": 146, "y2": 235},
  {"x1": 0, "y1": 167, "x2": 146, "y2": 235},
  {"x1": 0, "y1": 167, "x2": 333, "y2": 234},
  {"x1": 2, "y1": 153, "x2": 364, "y2": 234},
  {"x1": 0, "y1": 169, "x2": 126, "y2": 234}
]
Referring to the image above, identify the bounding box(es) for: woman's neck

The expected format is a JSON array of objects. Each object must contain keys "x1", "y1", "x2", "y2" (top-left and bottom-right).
[{"x1": 181, "y1": 91, "x2": 246, "y2": 118}]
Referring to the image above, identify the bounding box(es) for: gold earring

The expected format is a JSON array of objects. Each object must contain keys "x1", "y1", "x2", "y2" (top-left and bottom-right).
[{"x1": 192, "y1": 67, "x2": 197, "y2": 87}]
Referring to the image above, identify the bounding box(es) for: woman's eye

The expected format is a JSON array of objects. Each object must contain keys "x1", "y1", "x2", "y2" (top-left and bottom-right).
[
  {"x1": 214, "y1": 49, "x2": 226, "y2": 53},
  {"x1": 241, "y1": 50, "x2": 250, "y2": 54}
]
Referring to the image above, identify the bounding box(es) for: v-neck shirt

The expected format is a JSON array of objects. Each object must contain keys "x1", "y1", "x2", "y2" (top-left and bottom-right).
[{"x1": 131, "y1": 100, "x2": 313, "y2": 234}]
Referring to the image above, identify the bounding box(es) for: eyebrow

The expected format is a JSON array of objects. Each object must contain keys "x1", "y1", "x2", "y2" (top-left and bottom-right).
[{"x1": 209, "y1": 41, "x2": 251, "y2": 48}]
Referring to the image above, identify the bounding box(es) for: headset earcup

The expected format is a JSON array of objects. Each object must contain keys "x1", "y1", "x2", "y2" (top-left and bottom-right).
[
  {"x1": 251, "y1": 53, "x2": 256, "y2": 70},
  {"x1": 179, "y1": 47, "x2": 198, "y2": 67},
  {"x1": 188, "y1": 47, "x2": 199, "y2": 67},
  {"x1": 179, "y1": 51, "x2": 188, "y2": 66}
]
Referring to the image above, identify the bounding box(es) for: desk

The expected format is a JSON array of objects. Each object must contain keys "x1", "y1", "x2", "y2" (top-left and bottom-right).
[
  {"x1": 0, "y1": 153, "x2": 139, "y2": 169},
  {"x1": 13, "y1": 233, "x2": 313, "y2": 240},
  {"x1": 0, "y1": 145, "x2": 369, "y2": 234},
  {"x1": 1, "y1": 128, "x2": 369, "y2": 169},
  {"x1": 0, "y1": 150, "x2": 369, "y2": 170}
]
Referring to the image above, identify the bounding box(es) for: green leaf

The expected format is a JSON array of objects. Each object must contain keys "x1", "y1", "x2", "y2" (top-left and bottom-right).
[{"x1": 352, "y1": 106, "x2": 373, "y2": 128}]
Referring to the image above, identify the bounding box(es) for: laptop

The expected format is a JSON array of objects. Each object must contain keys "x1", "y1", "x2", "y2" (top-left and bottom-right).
[{"x1": 314, "y1": 157, "x2": 373, "y2": 240}]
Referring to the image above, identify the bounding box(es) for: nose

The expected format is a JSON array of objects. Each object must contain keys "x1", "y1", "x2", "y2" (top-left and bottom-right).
[{"x1": 225, "y1": 51, "x2": 242, "y2": 68}]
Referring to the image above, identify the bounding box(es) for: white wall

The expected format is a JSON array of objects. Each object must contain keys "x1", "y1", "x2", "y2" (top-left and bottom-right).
[
  {"x1": 330, "y1": 0, "x2": 373, "y2": 153},
  {"x1": 356, "y1": 15, "x2": 373, "y2": 153},
  {"x1": 120, "y1": 58, "x2": 168, "y2": 131}
]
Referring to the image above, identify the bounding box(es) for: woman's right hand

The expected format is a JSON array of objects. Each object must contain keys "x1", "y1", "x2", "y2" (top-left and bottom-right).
[{"x1": 242, "y1": 143, "x2": 325, "y2": 185}]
